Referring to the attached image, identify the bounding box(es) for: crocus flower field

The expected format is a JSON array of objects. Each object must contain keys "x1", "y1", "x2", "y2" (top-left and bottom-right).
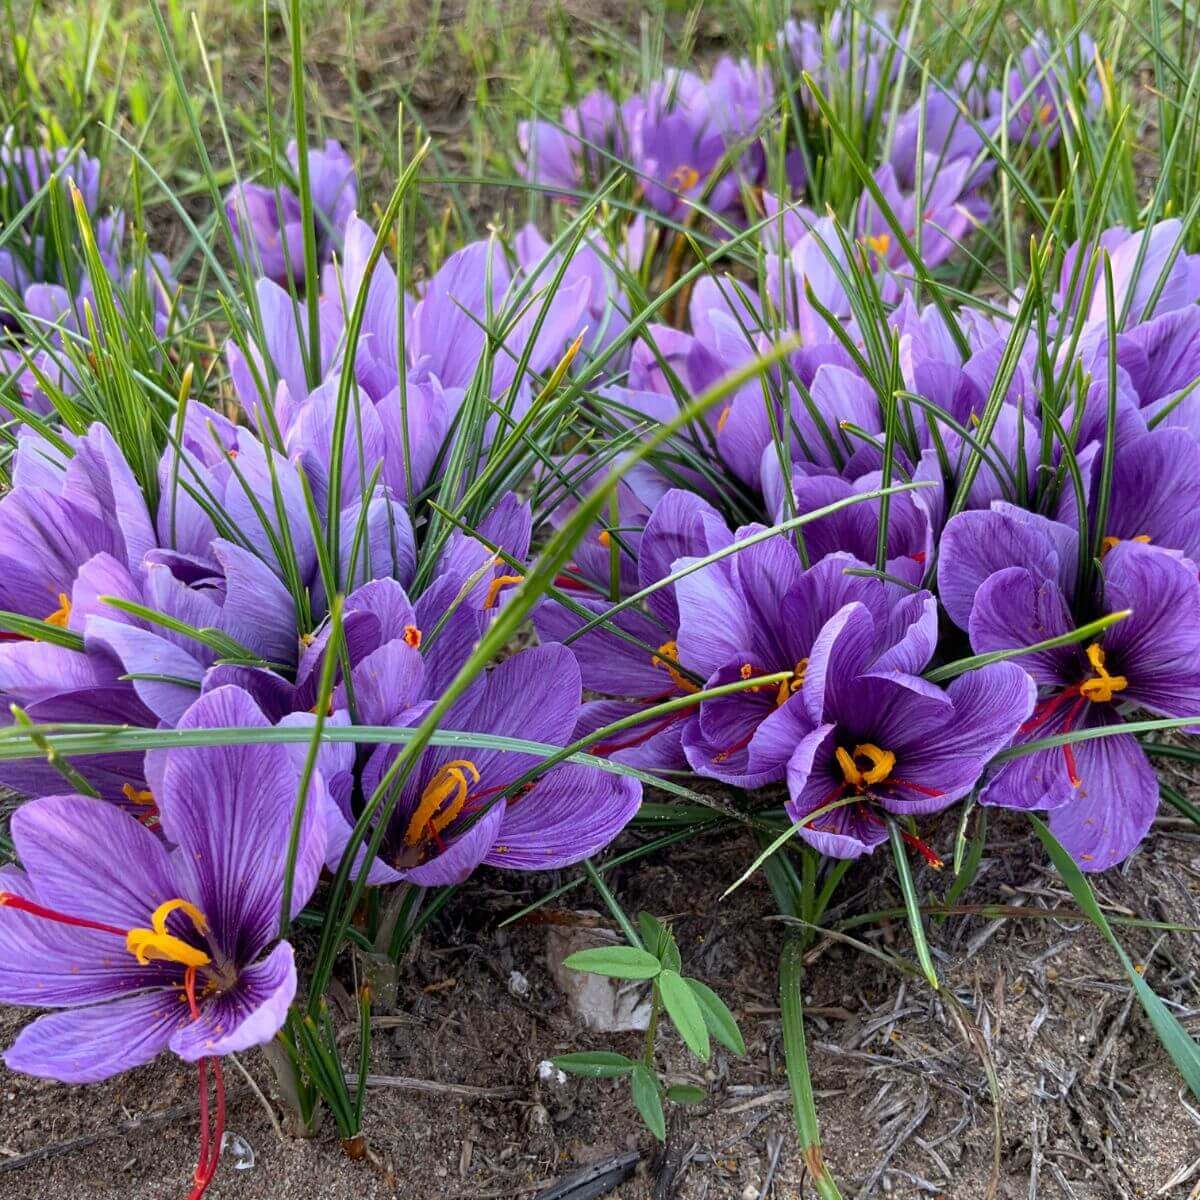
[{"x1": 1, "y1": 1, "x2": 1199, "y2": 1195}]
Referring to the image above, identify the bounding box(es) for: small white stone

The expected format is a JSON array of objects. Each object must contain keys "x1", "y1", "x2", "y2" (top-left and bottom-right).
[
  {"x1": 509, "y1": 969, "x2": 531, "y2": 997},
  {"x1": 537, "y1": 1059, "x2": 568, "y2": 1086},
  {"x1": 220, "y1": 1131, "x2": 255, "y2": 1171}
]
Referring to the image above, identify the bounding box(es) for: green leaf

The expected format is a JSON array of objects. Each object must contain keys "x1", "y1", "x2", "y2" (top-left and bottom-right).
[
  {"x1": 780, "y1": 941, "x2": 843, "y2": 1199},
  {"x1": 631, "y1": 1065, "x2": 666, "y2": 1141},
  {"x1": 553, "y1": 1052, "x2": 635, "y2": 1079},
  {"x1": 1030, "y1": 816, "x2": 1200, "y2": 1099},
  {"x1": 686, "y1": 979, "x2": 746, "y2": 1056},
  {"x1": 562, "y1": 946, "x2": 662, "y2": 980},
  {"x1": 659, "y1": 970, "x2": 710, "y2": 1061},
  {"x1": 666, "y1": 1084, "x2": 707, "y2": 1106},
  {"x1": 638, "y1": 912, "x2": 681, "y2": 973},
  {"x1": 887, "y1": 821, "x2": 939, "y2": 991}
]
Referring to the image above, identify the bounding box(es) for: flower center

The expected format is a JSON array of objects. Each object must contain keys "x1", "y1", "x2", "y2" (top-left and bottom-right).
[
  {"x1": 835, "y1": 742, "x2": 895, "y2": 791},
  {"x1": 45, "y1": 592, "x2": 71, "y2": 628},
  {"x1": 1101, "y1": 533, "x2": 1151, "y2": 556},
  {"x1": 775, "y1": 658, "x2": 808, "y2": 708},
  {"x1": 1079, "y1": 642, "x2": 1127, "y2": 703},
  {"x1": 866, "y1": 233, "x2": 891, "y2": 257},
  {"x1": 651, "y1": 640, "x2": 698, "y2": 694},
  {"x1": 403, "y1": 759, "x2": 481, "y2": 846},
  {"x1": 125, "y1": 898, "x2": 211, "y2": 968},
  {"x1": 667, "y1": 164, "x2": 700, "y2": 191}
]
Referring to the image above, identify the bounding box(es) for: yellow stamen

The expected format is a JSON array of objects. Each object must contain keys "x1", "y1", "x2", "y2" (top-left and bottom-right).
[
  {"x1": 45, "y1": 593, "x2": 71, "y2": 628},
  {"x1": 716, "y1": 404, "x2": 732, "y2": 434},
  {"x1": 667, "y1": 164, "x2": 700, "y2": 191},
  {"x1": 1079, "y1": 642, "x2": 1127, "y2": 703},
  {"x1": 1101, "y1": 533, "x2": 1151, "y2": 556},
  {"x1": 125, "y1": 898, "x2": 210, "y2": 969},
  {"x1": 775, "y1": 657, "x2": 809, "y2": 707},
  {"x1": 1037, "y1": 101, "x2": 1053, "y2": 123},
  {"x1": 484, "y1": 574, "x2": 522, "y2": 610},
  {"x1": 597, "y1": 530, "x2": 612, "y2": 549},
  {"x1": 403, "y1": 624, "x2": 422, "y2": 649},
  {"x1": 121, "y1": 784, "x2": 156, "y2": 807},
  {"x1": 403, "y1": 760, "x2": 481, "y2": 846},
  {"x1": 299, "y1": 631, "x2": 316, "y2": 648},
  {"x1": 866, "y1": 233, "x2": 891, "y2": 257},
  {"x1": 835, "y1": 742, "x2": 896, "y2": 790},
  {"x1": 651, "y1": 640, "x2": 698, "y2": 695},
  {"x1": 739, "y1": 663, "x2": 754, "y2": 680}
]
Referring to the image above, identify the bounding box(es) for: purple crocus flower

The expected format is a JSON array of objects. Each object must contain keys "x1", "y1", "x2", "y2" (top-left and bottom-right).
[
  {"x1": 857, "y1": 158, "x2": 988, "y2": 300},
  {"x1": 675, "y1": 546, "x2": 937, "y2": 789},
  {"x1": 784, "y1": 601, "x2": 1034, "y2": 859},
  {"x1": 518, "y1": 89, "x2": 631, "y2": 196},
  {"x1": 0, "y1": 137, "x2": 102, "y2": 214},
  {"x1": 0, "y1": 423, "x2": 156, "y2": 627},
  {"x1": 889, "y1": 86, "x2": 996, "y2": 191},
  {"x1": 1000, "y1": 31, "x2": 1102, "y2": 150},
  {"x1": 939, "y1": 508, "x2": 1200, "y2": 869},
  {"x1": 631, "y1": 61, "x2": 770, "y2": 219},
  {"x1": 0, "y1": 685, "x2": 326, "y2": 1081},
  {"x1": 779, "y1": 11, "x2": 902, "y2": 118},
  {"x1": 514, "y1": 222, "x2": 630, "y2": 362},
  {"x1": 225, "y1": 139, "x2": 356, "y2": 287},
  {"x1": 1057, "y1": 219, "x2": 1200, "y2": 330},
  {"x1": 322, "y1": 643, "x2": 641, "y2": 885}
]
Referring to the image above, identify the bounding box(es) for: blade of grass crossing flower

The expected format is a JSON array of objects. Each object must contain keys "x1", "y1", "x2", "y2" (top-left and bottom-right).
[
  {"x1": 279, "y1": 594, "x2": 344, "y2": 936},
  {"x1": 925, "y1": 609, "x2": 1130, "y2": 683}
]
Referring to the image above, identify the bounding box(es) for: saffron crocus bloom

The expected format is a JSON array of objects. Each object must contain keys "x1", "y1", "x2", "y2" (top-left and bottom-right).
[
  {"x1": 1057, "y1": 219, "x2": 1200, "y2": 330},
  {"x1": 225, "y1": 139, "x2": 356, "y2": 286},
  {"x1": 517, "y1": 89, "x2": 630, "y2": 195},
  {"x1": 939, "y1": 509, "x2": 1200, "y2": 869},
  {"x1": 784, "y1": 602, "x2": 1034, "y2": 859},
  {"x1": 632, "y1": 63, "x2": 769, "y2": 219},
  {"x1": 0, "y1": 423, "x2": 156, "y2": 626},
  {"x1": 326, "y1": 643, "x2": 641, "y2": 884},
  {"x1": 0, "y1": 137, "x2": 101, "y2": 214},
  {"x1": 0, "y1": 686, "x2": 326, "y2": 1081},
  {"x1": 675, "y1": 548, "x2": 937, "y2": 788}
]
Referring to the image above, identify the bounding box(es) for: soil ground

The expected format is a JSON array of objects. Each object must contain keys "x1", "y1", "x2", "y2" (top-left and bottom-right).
[{"x1": 2, "y1": 802, "x2": 1198, "y2": 1200}]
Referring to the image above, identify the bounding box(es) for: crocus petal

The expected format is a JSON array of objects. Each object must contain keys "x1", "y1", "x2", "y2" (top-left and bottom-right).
[
  {"x1": 170, "y1": 941, "x2": 297, "y2": 1062},
  {"x1": 1102, "y1": 541, "x2": 1200, "y2": 719},
  {"x1": 401, "y1": 803, "x2": 505, "y2": 886},
  {"x1": 486, "y1": 762, "x2": 640, "y2": 869},
  {"x1": 1046, "y1": 715, "x2": 1159, "y2": 872},
  {"x1": 10, "y1": 794, "x2": 178, "y2": 933},
  {"x1": 967, "y1": 566, "x2": 1076, "y2": 688},
  {"x1": 882, "y1": 662, "x2": 1035, "y2": 809},
  {"x1": 146, "y1": 686, "x2": 326, "y2": 965},
  {"x1": 4, "y1": 990, "x2": 181, "y2": 1084}
]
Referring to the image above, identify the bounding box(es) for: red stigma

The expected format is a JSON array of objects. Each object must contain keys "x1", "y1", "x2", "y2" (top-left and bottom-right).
[
  {"x1": 593, "y1": 712, "x2": 685, "y2": 756},
  {"x1": 900, "y1": 830, "x2": 944, "y2": 869},
  {"x1": 0, "y1": 892, "x2": 128, "y2": 938},
  {"x1": 182, "y1": 968, "x2": 226, "y2": 1199}
]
